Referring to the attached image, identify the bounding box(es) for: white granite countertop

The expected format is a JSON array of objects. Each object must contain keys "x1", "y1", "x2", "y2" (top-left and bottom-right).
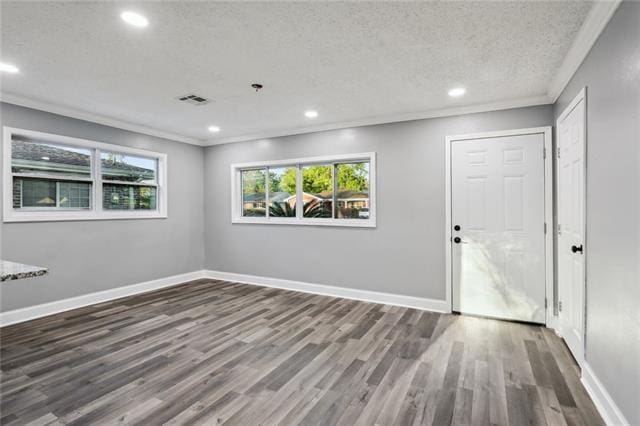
[{"x1": 0, "y1": 260, "x2": 48, "y2": 282}]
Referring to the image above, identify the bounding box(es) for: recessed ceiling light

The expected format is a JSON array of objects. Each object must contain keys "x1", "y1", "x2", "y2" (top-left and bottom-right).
[
  {"x1": 448, "y1": 87, "x2": 466, "y2": 97},
  {"x1": 208, "y1": 126, "x2": 221, "y2": 133},
  {"x1": 121, "y1": 11, "x2": 149, "y2": 28},
  {"x1": 41, "y1": 156, "x2": 50, "y2": 161},
  {"x1": 0, "y1": 62, "x2": 19, "y2": 73},
  {"x1": 305, "y1": 110, "x2": 318, "y2": 118}
]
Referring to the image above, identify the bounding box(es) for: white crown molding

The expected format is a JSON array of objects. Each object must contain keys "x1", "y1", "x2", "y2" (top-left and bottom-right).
[
  {"x1": 0, "y1": 270, "x2": 207, "y2": 326},
  {"x1": 204, "y1": 270, "x2": 451, "y2": 313},
  {"x1": 0, "y1": 93, "x2": 204, "y2": 146},
  {"x1": 547, "y1": 0, "x2": 622, "y2": 102},
  {"x1": 582, "y1": 362, "x2": 630, "y2": 426},
  {"x1": 2, "y1": 93, "x2": 552, "y2": 149},
  {"x1": 204, "y1": 95, "x2": 552, "y2": 146}
]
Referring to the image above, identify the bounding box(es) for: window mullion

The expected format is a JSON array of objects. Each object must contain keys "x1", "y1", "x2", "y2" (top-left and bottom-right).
[
  {"x1": 94, "y1": 148, "x2": 102, "y2": 215},
  {"x1": 237, "y1": 169, "x2": 242, "y2": 219},
  {"x1": 332, "y1": 163, "x2": 338, "y2": 219},
  {"x1": 296, "y1": 165, "x2": 303, "y2": 219},
  {"x1": 264, "y1": 168, "x2": 268, "y2": 218},
  {"x1": 155, "y1": 158, "x2": 160, "y2": 213}
]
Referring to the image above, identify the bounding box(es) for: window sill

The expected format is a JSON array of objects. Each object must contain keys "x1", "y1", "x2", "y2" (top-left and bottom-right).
[
  {"x1": 232, "y1": 217, "x2": 376, "y2": 228},
  {"x1": 3, "y1": 211, "x2": 167, "y2": 223}
]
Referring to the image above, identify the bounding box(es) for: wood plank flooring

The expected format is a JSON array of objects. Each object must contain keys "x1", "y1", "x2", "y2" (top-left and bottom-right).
[{"x1": 0, "y1": 279, "x2": 603, "y2": 425}]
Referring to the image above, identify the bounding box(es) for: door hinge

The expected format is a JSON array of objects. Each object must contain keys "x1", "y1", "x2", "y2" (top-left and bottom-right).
[
  {"x1": 557, "y1": 223, "x2": 562, "y2": 235},
  {"x1": 557, "y1": 147, "x2": 561, "y2": 158},
  {"x1": 558, "y1": 301, "x2": 563, "y2": 312},
  {"x1": 544, "y1": 222, "x2": 547, "y2": 234},
  {"x1": 545, "y1": 298, "x2": 547, "y2": 309},
  {"x1": 543, "y1": 148, "x2": 546, "y2": 159}
]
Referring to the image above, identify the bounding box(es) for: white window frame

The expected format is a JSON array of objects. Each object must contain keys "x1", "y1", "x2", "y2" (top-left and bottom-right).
[
  {"x1": 231, "y1": 152, "x2": 376, "y2": 228},
  {"x1": 3, "y1": 127, "x2": 168, "y2": 222}
]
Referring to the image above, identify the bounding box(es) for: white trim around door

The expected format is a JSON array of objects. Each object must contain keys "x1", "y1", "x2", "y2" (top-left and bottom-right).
[{"x1": 445, "y1": 126, "x2": 554, "y2": 324}]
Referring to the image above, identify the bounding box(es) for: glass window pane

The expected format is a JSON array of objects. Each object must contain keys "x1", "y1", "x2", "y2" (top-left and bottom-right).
[
  {"x1": 242, "y1": 169, "x2": 266, "y2": 217},
  {"x1": 13, "y1": 177, "x2": 91, "y2": 209},
  {"x1": 101, "y1": 152, "x2": 157, "y2": 184},
  {"x1": 103, "y1": 184, "x2": 157, "y2": 210},
  {"x1": 336, "y1": 162, "x2": 370, "y2": 219},
  {"x1": 302, "y1": 164, "x2": 333, "y2": 218},
  {"x1": 16, "y1": 178, "x2": 55, "y2": 208},
  {"x1": 268, "y1": 166, "x2": 296, "y2": 218},
  {"x1": 11, "y1": 137, "x2": 91, "y2": 178},
  {"x1": 59, "y1": 182, "x2": 91, "y2": 208}
]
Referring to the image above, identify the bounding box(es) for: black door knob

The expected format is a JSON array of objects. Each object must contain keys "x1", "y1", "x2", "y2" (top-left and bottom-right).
[
  {"x1": 571, "y1": 244, "x2": 583, "y2": 254},
  {"x1": 454, "y1": 225, "x2": 461, "y2": 231},
  {"x1": 453, "y1": 237, "x2": 461, "y2": 244}
]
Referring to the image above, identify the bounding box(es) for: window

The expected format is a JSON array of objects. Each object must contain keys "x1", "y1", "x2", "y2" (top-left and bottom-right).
[
  {"x1": 302, "y1": 164, "x2": 333, "y2": 218},
  {"x1": 232, "y1": 153, "x2": 375, "y2": 227},
  {"x1": 3, "y1": 127, "x2": 167, "y2": 222},
  {"x1": 242, "y1": 169, "x2": 267, "y2": 217},
  {"x1": 16, "y1": 178, "x2": 92, "y2": 209},
  {"x1": 268, "y1": 166, "x2": 296, "y2": 218},
  {"x1": 101, "y1": 152, "x2": 158, "y2": 210},
  {"x1": 336, "y1": 162, "x2": 370, "y2": 219}
]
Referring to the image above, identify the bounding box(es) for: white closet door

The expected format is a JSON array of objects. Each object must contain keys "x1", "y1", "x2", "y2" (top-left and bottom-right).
[{"x1": 557, "y1": 95, "x2": 586, "y2": 365}]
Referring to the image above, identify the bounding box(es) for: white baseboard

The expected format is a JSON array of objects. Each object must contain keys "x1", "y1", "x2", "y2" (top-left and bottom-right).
[
  {"x1": 204, "y1": 270, "x2": 450, "y2": 313},
  {"x1": 1, "y1": 269, "x2": 450, "y2": 327},
  {"x1": 0, "y1": 270, "x2": 207, "y2": 327},
  {"x1": 582, "y1": 362, "x2": 630, "y2": 426}
]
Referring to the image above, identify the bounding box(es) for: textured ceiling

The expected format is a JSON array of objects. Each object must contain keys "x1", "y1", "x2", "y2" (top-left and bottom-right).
[{"x1": 0, "y1": 1, "x2": 593, "y2": 144}]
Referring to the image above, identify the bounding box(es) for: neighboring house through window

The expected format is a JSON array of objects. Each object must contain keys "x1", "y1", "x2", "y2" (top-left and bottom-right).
[
  {"x1": 231, "y1": 152, "x2": 376, "y2": 227},
  {"x1": 3, "y1": 127, "x2": 167, "y2": 222}
]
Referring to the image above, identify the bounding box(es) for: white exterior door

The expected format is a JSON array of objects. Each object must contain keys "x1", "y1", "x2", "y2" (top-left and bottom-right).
[
  {"x1": 451, "y1": 133, "x2": 546, "y2": 323},
  {"x1": 557, "y1": 92, "x2": 586, "y2": 364}
]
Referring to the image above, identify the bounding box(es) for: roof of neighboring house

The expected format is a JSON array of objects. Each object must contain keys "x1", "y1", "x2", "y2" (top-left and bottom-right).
[
  {"x1": 270, "y1": 192, "x2": 292, "y2": 202},
  {"x1": 13, "y1": 138, "x2": 91, "y2": 169},
  {"x1": 101, "y1": 159, "x2": 154, "y2": 180},
  {"x1": 315, "y1": 190, "x2": 369, "y2": 200},
  {"x1": 243, "y1": 191, "x2": 292, "y2": 202},
  {"x1": 243, "y1": 193, "x2": 266, "y2": 202},
  {"x1": 282, "y1": 190, "x2": 369, "y2": 202},
  {"x1": 12, "y1": 138, "x2": 154, "y2": 182},
  {"x1": 244, "y1": 190, "x2": 369, "y2": 203}
]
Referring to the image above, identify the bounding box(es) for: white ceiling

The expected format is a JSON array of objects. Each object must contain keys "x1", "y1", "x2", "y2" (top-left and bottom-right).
[{"x1": 0, "y1": 1, "x2": 595, "y2": 145}]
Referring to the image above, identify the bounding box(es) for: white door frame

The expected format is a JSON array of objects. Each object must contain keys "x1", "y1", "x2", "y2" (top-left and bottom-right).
[
  {"x1": 445, "y1": 126, "x2": 554, "y2": 325},
  {"x1": 555, "y1": 87, "x2": 587, "y2": 364}
]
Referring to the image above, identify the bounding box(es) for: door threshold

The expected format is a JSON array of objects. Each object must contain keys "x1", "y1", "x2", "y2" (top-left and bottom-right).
[{"x1": 452, "y1": 311, "x2": 545, "y2": 327}]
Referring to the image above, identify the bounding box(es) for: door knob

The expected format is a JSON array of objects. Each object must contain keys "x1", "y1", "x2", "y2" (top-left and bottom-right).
[
  {"x1": 454, "y1": 225, "x2": 461, "y2": 231},
  {"x1": 571, "y1": 244, "x2": 583, "y2": 254},
  {"x1": 453, "y1": 237, "x2": 461, "y2": 244}
]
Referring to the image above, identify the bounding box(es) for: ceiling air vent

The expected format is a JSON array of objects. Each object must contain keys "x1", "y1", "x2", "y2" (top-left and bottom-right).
[{"x1": 177, "y1": 94, "x2": 211, "y2": 106}]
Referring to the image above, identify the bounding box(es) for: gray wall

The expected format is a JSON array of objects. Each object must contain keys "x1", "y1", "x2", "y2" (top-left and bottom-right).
[
  {"x1": 0, "y1": 102, "x2": 205, "y2": 312},
  {"x1": 554, "y1": 2, "x2": 640, "y2": 424},
  {"x1": 204, "y1": 105, "x2": 553, "y2": 301}
]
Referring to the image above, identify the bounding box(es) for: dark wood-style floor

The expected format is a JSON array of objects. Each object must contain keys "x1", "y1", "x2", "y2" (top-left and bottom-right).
[{"x1": 1, "y1": 279, "x2": 602, "y2": 425}]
